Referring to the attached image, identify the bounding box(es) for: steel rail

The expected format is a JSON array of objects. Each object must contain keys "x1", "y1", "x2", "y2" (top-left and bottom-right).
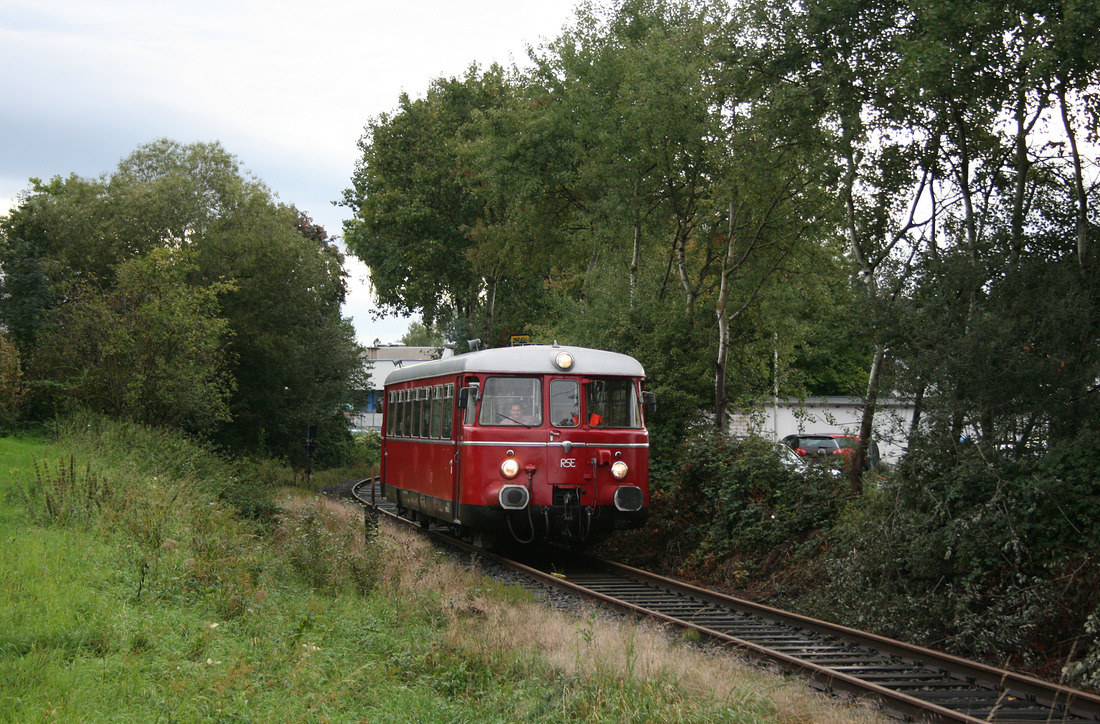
[{"x1": 598, "y1": 558, "x2": 1100, "y2": 711}]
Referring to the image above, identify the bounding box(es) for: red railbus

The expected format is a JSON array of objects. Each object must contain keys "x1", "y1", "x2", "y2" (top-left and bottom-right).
[{"x1": 381, "y1": 344, "x2": 653, "y2": 546}]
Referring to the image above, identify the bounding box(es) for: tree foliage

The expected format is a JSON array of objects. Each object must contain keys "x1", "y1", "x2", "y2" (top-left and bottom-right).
[
  {"x1": 0, "y1": 335, "x2": 25, "y2": 432},
  {"x1": 400, "y1": 321, "x2": 446, "y2": 347},
  {"x1": 343, "y1": 0, "x2": 849, "y2": 453},
  {"x1": 0, "y1": 140, "x2": 364, "y2": 459},
  {"x1": 29, "y1": 249, "x2": 235, "y2": 434},
  {"x1": 342, "y1": 66, "x2": 517, "y2": 333}
]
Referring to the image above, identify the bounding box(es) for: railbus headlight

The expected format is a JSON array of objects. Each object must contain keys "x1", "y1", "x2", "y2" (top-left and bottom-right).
[
  {"x1": 610, "y1": 460, "x2": 629, "y2": 480},
  {"x1": 500, "y1": 458, "x2": 521, "y2": 479},
  {"x1": 554, "y1": 351, "x2": 575, "y2": 371}
]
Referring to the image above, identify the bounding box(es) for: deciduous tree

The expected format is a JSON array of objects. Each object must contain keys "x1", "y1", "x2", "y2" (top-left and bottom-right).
[
  {"x1": 2, "y1": 140, "x2": 365, "y2": 458},
  {"x1": 342, "y1": 66, "x2": 516, "y2": 336},
  {"x1": 30, "y1": 249, "x2": 234, "y2": 434},
  {"x1": 0, "y1": 335, "x2": 25, "y2": 431}
]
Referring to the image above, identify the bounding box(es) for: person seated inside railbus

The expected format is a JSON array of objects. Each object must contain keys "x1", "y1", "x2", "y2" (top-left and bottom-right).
[{"x1": 503, "y1": 402, "x2": 536, "y2": 426}]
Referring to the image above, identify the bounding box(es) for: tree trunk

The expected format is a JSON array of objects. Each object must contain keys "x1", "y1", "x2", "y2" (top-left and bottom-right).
[
  {"x1": 849, "y1": 344, "x2": 884, "y2": 496},
  {"x1": 908, "y1": 381, "x2": 925, "y2": 443},
  {"x1": 841, "y1": 141, "x2": 878, "y2": 495},
  {"x1": 1057, "y1": 83, "x2": 1089, "y2": 270},
  {"x1": 675, "y1": 222, "x2": 696, "y2": 319},
  {"x1": 631, "y1": 222, "x2": 641, "y2": 308},
  {"x1": 715, "y1": 201, "x2": 735, "y2": 434},
  {"x1": 1010, "y1": 81, "x2": 1032, "y2": 264},
  {"x1": 631, "y1": 178, "x2": 641, "y2": 308},
  {"x1": 482, "y1": 277, "x2": 497, "y2": 342}
]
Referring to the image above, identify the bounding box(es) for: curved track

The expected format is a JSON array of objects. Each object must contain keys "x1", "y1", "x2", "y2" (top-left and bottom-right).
[{"x1": 349, "y1": 478, "x2": 1100, "y2": 723}]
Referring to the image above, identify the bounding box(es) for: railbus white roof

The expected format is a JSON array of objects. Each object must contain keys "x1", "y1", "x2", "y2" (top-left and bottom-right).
[{"x1": 383, "y1": 344, "x2": 645, "y2": 387}]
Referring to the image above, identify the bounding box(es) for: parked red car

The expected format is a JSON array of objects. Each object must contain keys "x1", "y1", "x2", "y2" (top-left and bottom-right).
[{"x1": 781, "y1": 433, "x2": 881, "y2": 470}]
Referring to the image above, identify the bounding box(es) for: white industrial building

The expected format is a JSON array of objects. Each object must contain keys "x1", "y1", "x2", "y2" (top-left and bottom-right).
[
  {"x1": 731, "y1": 396, "x2": 915, "y2": 464},
  {"x1": 350, "y1": 345, "x2": 438, "y2": 432}
]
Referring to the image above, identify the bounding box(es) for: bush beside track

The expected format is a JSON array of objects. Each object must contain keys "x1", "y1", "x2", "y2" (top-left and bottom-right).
[{"x1": 599, "y1": 432, "x2": 1100, "y2": 690}]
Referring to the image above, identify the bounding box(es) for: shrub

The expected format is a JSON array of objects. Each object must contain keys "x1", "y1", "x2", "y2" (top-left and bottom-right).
[
  {"x1": 670, "y1": 433, "x2": 847, "y2": 577},
  {"x1": 806, "y1": 428, "x2": 1100, "y2": 668},
  {"x1": 1064, "y1": 609, "x2": 1100, "y2": 690},
  {"x1": 359, "y1": 429, "x2": 381, "y2": 469}
]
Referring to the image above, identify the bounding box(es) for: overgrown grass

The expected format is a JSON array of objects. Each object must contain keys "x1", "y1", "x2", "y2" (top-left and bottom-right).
[{"x1": 0, "y1": 419, "x2": 884, "y2": 722}]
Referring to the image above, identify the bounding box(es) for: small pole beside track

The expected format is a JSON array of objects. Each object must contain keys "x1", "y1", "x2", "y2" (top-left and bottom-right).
[{"x1": 363, "y1": 475, "x2": 379, "y2": 538}]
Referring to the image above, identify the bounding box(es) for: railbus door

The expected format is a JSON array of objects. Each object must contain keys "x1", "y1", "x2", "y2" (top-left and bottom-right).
[
  {"x1": 451, "y1": 376, "x2": 477, "y2": 525},
  {"x1": 547, "y1": 377, "x2": 588, "y2": 532}
]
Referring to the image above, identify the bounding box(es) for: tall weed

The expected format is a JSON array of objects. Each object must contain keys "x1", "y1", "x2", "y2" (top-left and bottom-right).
[
  {"x1": 274, "y1": 499, "x2": 381, "y2": 594},
  {"x1": 51, "y1": 411, "x2": 277, "y2": 521},
  {"x1": 20, "y1": 456, "x2": 111, "y2": 527}
]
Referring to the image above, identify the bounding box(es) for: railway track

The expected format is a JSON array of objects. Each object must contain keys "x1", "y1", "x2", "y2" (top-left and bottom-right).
[{"x1": 348, "y1": 479, "x2": 1100, "y2": 724}]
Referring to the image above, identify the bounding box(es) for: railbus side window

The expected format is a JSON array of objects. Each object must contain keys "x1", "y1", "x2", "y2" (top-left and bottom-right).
[
  {"x1": 431, "y1": 385, "x2": 443, "y2": 438},
  {"x1": 420, "y1": 387, "x2": 432, "y2": 438},
  {"x1": 412, "y1": 388, "x2": 423, "y2": 438},
  {"x1": 442, "y1": 384, "x2": 454, "y2": 438},
  {"x1": 401, "y1": 390, "x2": 411, "y2": 437}
]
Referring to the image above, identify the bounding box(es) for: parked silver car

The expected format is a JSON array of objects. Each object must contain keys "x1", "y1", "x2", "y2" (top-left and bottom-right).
[{"x1": 781, "y1": 433, "x2": 881, "y2": 470}]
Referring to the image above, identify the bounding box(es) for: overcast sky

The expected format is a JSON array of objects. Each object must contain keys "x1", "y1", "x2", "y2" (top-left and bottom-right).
[{"x1": 0, "y1": 0, "x2": 580, "y2": 345}]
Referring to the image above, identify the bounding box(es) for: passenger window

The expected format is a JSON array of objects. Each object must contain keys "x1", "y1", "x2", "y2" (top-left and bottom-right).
[
  {"x1": 550, "y1": 379, "x2": 580, "y2": 428},
  {"x1": 419, "y1": 388, "x2": 431, "y2": 438},
  {"x1": 431, "y1": 385, "x2": 443, "y2": 438},
  {"x1": 441, "y1": 384, "x2": 454, "y2": 438}
]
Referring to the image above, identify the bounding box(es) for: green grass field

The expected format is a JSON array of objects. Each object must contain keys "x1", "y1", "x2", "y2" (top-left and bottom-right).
[{"x1": 0, "y1": 423, "x2": 880, "y2": 723}]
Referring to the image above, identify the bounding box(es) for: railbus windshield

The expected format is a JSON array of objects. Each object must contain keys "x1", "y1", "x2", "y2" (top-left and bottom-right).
[
  {"x1": 478, "y1": 377, "x2": 542, "y2": 427},
  {"x1": 550, "y1": 379, "x2": 580, "y2": 428}
]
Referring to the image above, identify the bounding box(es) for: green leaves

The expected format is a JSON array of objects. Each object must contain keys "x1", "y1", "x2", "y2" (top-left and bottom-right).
[
  {"x1": 343, "y1": 67, "x2": 512, "y2": 328},
  {"x1": 30, "y1": 248, "x2": 235, "y2": 435},
  {"x1": 1, "y1": 140, "x2": 364, "y2": 461}
]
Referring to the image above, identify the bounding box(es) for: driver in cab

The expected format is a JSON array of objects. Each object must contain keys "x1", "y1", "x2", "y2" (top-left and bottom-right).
[{"x1": 503, "y1": 402, "x2": 535, "y2": 426}]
